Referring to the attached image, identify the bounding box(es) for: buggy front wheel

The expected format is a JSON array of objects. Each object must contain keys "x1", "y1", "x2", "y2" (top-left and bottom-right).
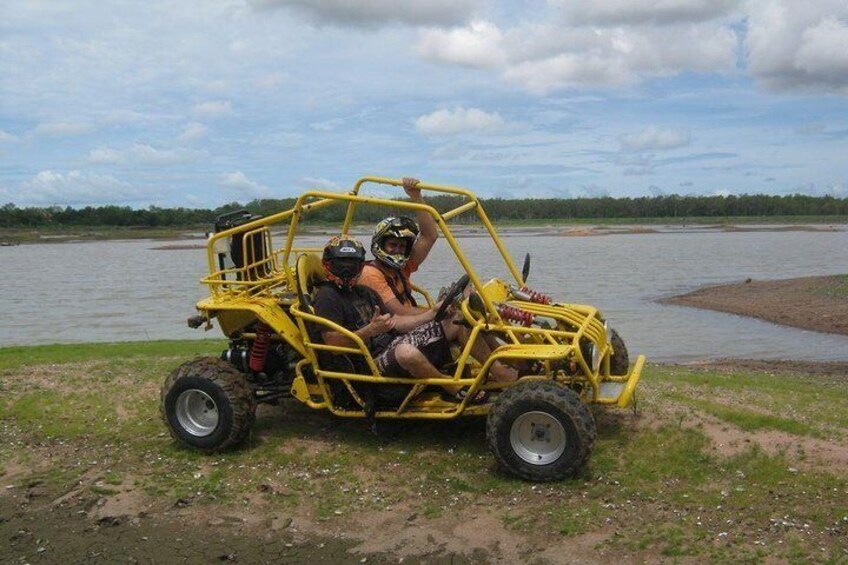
[{"x1": 486, "y1": 380, "x2": 595, "y2": 481}]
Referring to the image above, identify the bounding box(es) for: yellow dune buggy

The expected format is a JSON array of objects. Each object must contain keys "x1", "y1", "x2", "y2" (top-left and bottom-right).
[{"x1": 160, "y1": 176, "x2": 645, "y2": 481}]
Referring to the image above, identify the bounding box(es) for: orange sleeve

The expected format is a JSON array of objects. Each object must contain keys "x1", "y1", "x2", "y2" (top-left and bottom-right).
[{"x1": 359, "y1": 264, "x2": 397, "y2": 306}]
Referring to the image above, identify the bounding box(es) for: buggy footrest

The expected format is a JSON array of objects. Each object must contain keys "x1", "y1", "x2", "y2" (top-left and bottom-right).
[
  {"x1": 595, "y1": 355, "x2": 645, "y2": 407},
  {"x1": 597, "y1": 382, "x2": 625, "y2": 403}
]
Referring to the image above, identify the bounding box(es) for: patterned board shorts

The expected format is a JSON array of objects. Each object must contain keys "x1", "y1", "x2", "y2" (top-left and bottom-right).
[{"x1": 374, "y1": 320, "x2": 451, "y2": 378}]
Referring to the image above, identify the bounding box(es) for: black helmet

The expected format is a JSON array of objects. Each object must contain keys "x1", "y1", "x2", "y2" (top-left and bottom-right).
[
  {"x1": 322, "y1": 236, "x2": 366, "y2": 288},
  {"x1": 371, "y1": 216, "x2": 419, "y2": 270}
]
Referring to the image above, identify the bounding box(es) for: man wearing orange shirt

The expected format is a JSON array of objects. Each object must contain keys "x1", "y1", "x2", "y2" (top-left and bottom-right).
[
  {"x1": 358, "y1": 177, "x2": 438, "y2": 315},
  {"x1": 358, "y1": 178, "x2": 517, "y2": 387}
]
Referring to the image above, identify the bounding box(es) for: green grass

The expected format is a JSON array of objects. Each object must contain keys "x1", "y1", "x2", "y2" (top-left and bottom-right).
[
  {"x1": 671, "y1": 395, "x2": 823, "y2": 437},
  {"x1": 90, "y1": 485, "x2": 121, "y2": 496},
  {"x1": 0, "y1": 339, "x2": 225, "y2": 371},
  {"x1": 827, "y1": 274, "x2": 848, "y2": 297},
  {"x1": 0, "y1": 390, "x2": 116, "y2": 438},
  {"x1": 648, "y1": 365, "x2": 848, "y2": 436},
  {"x1": 1, "y1": 343, "x2": 847, "y2": 563}
]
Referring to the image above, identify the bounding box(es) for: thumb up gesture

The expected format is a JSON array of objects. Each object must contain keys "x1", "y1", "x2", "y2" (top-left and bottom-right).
[{"x1": 366, "y1": 307, "x2": 395, "y2": 336}]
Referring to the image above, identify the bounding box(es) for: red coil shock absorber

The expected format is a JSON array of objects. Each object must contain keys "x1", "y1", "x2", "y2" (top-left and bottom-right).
[
  {"x1": 519, "y1": 285, "x2": 552, "y2": 305},
  {"x1": 249, "y1": 322, "x2": 271, "y2": 372},
  {"x1": 497, "y1": 304, "x2": 534, "y2": 326}
]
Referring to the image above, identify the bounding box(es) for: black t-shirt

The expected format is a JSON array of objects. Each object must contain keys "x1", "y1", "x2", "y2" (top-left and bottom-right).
[{"x1": 311, "y1": 283, "x2": 395, "y2": 353}]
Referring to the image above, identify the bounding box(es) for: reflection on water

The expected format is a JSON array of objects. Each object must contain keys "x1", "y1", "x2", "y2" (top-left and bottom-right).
[{"x1": 1, "y1": 229, "x2": 847, "y2": 362}]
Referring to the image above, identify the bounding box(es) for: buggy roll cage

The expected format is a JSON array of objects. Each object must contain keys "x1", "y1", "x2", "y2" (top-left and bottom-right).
[{"x1": 202, "y1": 175, "x2": 525, "y2": 319}]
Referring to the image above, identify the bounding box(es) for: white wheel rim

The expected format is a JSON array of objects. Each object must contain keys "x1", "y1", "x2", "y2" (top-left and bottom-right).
[
  {"x1": 509, "y1": 411, "x2": 566, "y2": 465},
  {"x1": 175, "y1": 389, "x2": 219, "y2": 437}
]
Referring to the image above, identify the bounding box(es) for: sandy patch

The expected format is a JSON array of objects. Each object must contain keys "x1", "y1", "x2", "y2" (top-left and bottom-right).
[
  {"x1": 633, "y1": 398, "x2": 848, "y2": 474},
  {"x1": 661, "y1": 274, "x2": 848, "y2": 336}
]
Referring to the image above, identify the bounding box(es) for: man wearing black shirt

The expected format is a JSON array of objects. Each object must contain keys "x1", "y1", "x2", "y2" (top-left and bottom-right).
[{"x1": 313, "y1": 237, "x2": 516, "y2": 388}]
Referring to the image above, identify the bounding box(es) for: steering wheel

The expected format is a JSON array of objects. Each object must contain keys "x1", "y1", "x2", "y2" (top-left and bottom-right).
[{"x1": 434, "y1": 274, "x2": 470, "y2": 322}]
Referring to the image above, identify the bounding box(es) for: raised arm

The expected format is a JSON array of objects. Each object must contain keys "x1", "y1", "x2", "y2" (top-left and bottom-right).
[{"x1": 404, "y1": 177, "x2": 438, "y2": 267}]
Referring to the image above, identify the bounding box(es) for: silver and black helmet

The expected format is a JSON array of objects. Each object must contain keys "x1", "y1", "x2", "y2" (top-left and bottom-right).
[{"x1": 371, "y1": 216, "x2": 419, "y2": 270}]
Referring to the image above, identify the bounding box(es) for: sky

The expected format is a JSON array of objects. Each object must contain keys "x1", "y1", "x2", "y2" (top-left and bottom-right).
[{"x1": 0, "y1": 0, "x2": 847, "y2": 208}]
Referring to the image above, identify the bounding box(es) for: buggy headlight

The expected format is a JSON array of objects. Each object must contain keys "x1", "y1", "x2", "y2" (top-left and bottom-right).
[{"x1": 592, "y1": 321, "x2": 610, "y2": 372}]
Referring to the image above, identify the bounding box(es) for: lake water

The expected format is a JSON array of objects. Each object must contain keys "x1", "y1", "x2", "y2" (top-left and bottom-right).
[{"x1": 2, "y1": 227, "x2": 847, "y2": 362}]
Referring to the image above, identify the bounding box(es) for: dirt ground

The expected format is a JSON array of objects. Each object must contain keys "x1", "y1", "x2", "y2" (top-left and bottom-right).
[
  {"x1": 6, "y1": 270, "x2": 848, "y2": 564},
  {"x1": 661, "y1": 274, "x2": 848, "y2": 336},
  {"x1": 3, "y1": 377, "x2": 846, "y2": 565},
  {"x1": 4, "y1": 358, "x2": 848, "y2": 565},
  {"x1": 0, "y1": 421, "x2": 623, "y2": 565}
]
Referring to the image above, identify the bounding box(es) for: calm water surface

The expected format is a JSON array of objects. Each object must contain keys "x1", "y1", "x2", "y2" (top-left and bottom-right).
[{"x1": 2, "y1": 228, "x2": 847, "y2": 362}]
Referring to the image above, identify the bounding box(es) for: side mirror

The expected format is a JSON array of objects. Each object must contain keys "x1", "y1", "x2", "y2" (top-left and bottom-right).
[{"x1": 522, "y1": 253, "x2": 531, "y2": 283}]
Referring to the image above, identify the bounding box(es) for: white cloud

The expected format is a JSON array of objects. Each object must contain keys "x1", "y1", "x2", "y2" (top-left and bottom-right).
[
  {"x1": 192, "y1": 100, "x2": 233, "y2": 116},
  {"x1": 178, "y1": 122, "x2": 209, "y2": 142},
  {"x1": 418, "y1": 21, "x2": 505, "y2": 69},
  {"x1": 620, "y1": 126, "x2": 691, "y2": 151},
  {"x1": 418, "y1": 17, "x2": 738, "y2": 93},
  {"x1": 559, "y1": 0, "x2": 741, "y2": 26},
  {"x1": 30, "y1": 121, "x2": 94, "y2": 137},
  {"x1": 88, "y1": 147, "x2": 123, "y2": 164},
  {"x1": 415, "y1": 107, "x2": 505, "y2": 136},
  {"x1": 299, "y1": 176, "x2": 342, "y2": 191},
  {"x1": 220, "y1": 171, "x2": 270, "y2": 197},
  {"x1": 504, "y1": 53, "x2": 636, "y2": 92},
  {"x1": 88, "y1": 144, "x2": 203, "y2": 165},
  {"x1": 13, "y1": 170, "x2": 139, "y2": 206},
  {"x1": 0, "y1": 130, "x2": 19, "y2": 143},
  {"x1": 796, "y1": 17, "x2": 848, "y2": 77},
  {"x1": 418, "y1": 3, "x2": 848, "y2": 95},
  {"x1": 746, "y1": 0, "x2": 848, "y2": 93},
  {"x1": 251, "y1": 0, "x2": 480, "y2": 27}
]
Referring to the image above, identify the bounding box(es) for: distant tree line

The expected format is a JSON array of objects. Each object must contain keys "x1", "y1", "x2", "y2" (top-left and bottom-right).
[{"x1": 2, "y1": 193, "x2": 847, "y2": 228}]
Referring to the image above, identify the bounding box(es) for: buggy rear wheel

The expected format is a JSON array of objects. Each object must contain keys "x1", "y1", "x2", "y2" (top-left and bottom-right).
[
  {"x1": 487, "y1": 380, "x2": 595, "y2": 481},
  {"x1": 161, "y1": 357, "x2": 256, "y2": 452}
]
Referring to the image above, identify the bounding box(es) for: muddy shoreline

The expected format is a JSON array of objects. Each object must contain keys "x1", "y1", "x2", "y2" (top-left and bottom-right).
[{"x1": 661, "y1": 274, "x2": 848, "y2": 336}]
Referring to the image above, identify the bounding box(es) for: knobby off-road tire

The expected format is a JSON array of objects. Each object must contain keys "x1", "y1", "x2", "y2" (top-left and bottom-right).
[
  {"x1": 609, "y1": 328, "x2": 630, "y2": 376},
  {"x1": 486, "y1": 380, "x2": 596, "y2": 481},
  {"x1": 160, "y1": 357, "x2": 256, "y2": 452}
]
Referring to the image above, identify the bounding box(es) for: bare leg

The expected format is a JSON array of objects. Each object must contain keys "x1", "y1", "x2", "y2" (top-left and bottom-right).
[
  {"x1": 393, "y1": 343, "x2": 450, "y2": 379},
  {"x1": 440, "y1": 318, "x2": 518, "y2": 384},
  {"x1": 393, "y1": 343, "x2": 465, "y2": 395}
]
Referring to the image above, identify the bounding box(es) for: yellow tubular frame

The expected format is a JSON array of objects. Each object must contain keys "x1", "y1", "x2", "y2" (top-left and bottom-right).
[{"x1": 196, "y1": 176, "x2": 646, "y2": 416}]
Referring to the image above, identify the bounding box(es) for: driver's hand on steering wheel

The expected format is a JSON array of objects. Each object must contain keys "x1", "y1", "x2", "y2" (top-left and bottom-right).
[{"x1": 432, "y1": 299, "x2": 456, "y2": 319}]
